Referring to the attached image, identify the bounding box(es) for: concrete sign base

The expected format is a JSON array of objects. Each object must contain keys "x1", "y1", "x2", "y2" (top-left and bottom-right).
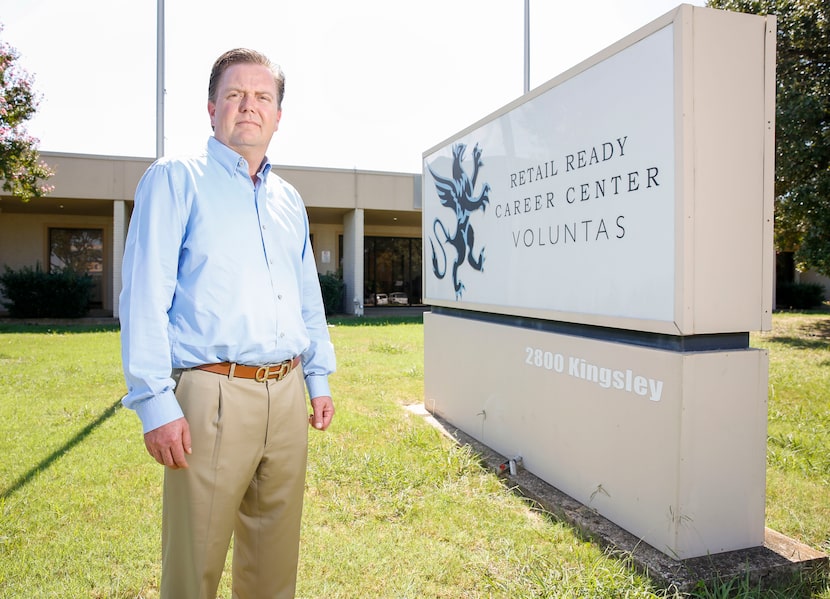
[
  {"x1": 410, "y1": 402, "x2": 827, "y2": 592},
  {"x1": 424, "y1": 310, "x2": 768, "y2": 559}
]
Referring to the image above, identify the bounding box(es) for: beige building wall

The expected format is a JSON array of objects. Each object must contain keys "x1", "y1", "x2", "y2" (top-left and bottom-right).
[
  {"x1": 45, "y1": 153, "x2": 150, "y2": 201},
  {"x1": 309, "y1": 223, "x2": 341, "y2": 275},
  {"x1": 0, "y1": 152, "x2": 422, "y2": 317},
  {"x1": 798, "y1": 270, "x2": 830, "y2": 299},
  {"x1": 0, "y1": 213, "x2": 45, "y2": 269}
]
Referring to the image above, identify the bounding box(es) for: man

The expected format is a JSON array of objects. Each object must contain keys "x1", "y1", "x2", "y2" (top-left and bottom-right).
[{"x1": 120, "y1": 48, "x2": 336, "y2": 599}]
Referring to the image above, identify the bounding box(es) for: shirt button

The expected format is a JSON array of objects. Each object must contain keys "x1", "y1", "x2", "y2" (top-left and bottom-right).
[{"x1": 278, "y1": 294, "x2": 283, "y2": 300}]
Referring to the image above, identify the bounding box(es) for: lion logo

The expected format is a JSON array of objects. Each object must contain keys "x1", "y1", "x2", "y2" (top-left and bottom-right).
[{"x1": 427, "y1": 143, "x2": 490, "y2": 299}]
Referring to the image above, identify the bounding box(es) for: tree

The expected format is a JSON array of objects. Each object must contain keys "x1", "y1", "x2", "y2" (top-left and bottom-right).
[
  {"x1": 0, "y1": 25, "x2": 53, "y2": 202},
  {"x1": 706, "y1": 0, "x2": 830, "y2": 275}
]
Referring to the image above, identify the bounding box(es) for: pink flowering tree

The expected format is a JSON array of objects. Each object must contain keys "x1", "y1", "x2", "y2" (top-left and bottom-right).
[{"x1": 0, "y1": 25, "x2": 53, "y2": 202}]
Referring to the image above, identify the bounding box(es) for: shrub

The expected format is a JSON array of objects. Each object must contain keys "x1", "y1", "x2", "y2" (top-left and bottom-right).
[
  {"x1": 318, "y1": 272, "x2": 345, "y2": 316},
  {"x1": 0, "y1": 264, "x2": 93, "y2": 318},
  {"x1": 776, "y1": 281, "x2": 826, "y2": 310}
]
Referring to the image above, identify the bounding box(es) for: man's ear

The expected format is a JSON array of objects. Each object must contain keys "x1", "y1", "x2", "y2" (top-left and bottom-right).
[{"x1": 208, "y1": 101, "x2": 216, "y2": 131}]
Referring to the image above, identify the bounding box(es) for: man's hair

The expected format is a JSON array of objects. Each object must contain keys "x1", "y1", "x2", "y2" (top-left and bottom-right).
[{"x1": 208, "y1": 48, "x2": 285, "y2": 108}]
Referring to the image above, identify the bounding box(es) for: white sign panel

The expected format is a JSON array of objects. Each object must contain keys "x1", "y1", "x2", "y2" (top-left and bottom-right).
[{"x1": 423, "y1": 25, "x2": 675, "y2": 323}]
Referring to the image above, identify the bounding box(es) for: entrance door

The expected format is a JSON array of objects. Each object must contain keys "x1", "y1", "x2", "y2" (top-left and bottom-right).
[{"x1": 364, "y1": 237, "x2": 422, "y2": 306}]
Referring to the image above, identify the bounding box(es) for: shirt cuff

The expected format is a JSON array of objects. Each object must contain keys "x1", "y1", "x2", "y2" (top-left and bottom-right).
[
  {"x1": 132, "y1": 389, "x2": 185, "y2": 434},
  {"x1": 305, "y1": 374, "x2": 331, "y2": 401}
]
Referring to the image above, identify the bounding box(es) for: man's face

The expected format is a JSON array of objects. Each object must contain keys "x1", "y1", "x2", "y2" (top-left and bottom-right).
[{"x1": 208, "y1": 62, "x2": 281, "y2": 159}]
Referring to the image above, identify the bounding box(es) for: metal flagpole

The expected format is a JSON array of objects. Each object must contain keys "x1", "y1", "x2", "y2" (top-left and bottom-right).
[
  {"x1": 156, "y1": 0, "x2": 165, "y2": 158},
  {"x1": 524, "y1": 0, "x2": 530, "y2": 94}
]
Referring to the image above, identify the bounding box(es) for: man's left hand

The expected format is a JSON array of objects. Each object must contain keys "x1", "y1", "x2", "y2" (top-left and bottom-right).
[{"x1": 309, "y1": 396, "x2": 334, "y2": 430}]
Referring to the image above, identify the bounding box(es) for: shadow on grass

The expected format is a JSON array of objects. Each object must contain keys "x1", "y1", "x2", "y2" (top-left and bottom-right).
[
  {"x1": 759, "y1": 312, "x2": 830, "y2": 351},
  {"x1": 765, "y1": 336, "x2": 830, "y2": 351},
  {"x1": 1, "y1": 398, "x2": 122, "y2": 500},
  {"x1": 806, "y1": 318, "x2": 830, "y2": 340}
]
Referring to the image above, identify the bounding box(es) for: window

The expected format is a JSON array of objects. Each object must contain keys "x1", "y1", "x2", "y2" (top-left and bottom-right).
[{"x1": 49, "y1": 228, "x2": 104, "y2": 306}]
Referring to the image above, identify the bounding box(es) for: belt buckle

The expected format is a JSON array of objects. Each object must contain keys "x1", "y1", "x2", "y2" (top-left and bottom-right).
[{"x1": 255, "y1": 360, "x2": 290, "y2": 383}]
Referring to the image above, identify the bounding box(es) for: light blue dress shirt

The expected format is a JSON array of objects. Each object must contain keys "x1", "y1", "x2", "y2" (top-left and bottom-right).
[{"x1": 120, "y1": 137, "x2": 336, "y2": 433}]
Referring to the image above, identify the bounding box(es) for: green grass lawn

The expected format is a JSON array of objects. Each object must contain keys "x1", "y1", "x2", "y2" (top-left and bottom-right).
[
  {"x1": 0, "y1": 313, "x2": 827, "y2": 598},
  {"x1": 754, "y1": 313, "x2": 830, "y2": 556}
]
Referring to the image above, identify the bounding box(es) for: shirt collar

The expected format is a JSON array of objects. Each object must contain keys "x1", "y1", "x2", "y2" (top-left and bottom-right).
[{"x1": 207, "y1": 136, "x2": 272, "y2": 180}]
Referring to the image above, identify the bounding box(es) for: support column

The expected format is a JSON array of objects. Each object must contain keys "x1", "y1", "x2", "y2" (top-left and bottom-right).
[
  {"x1": 342, "y1": 208, "x2": 364, "y2": 316},
  {"x1": 112, "y1": 200, "x2": 127, "y2": 319}
]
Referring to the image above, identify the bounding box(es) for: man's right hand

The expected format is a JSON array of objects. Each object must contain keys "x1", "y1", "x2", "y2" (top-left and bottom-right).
[{"x1": 144, "y1": 417, "x2": 192, "y2": 469}]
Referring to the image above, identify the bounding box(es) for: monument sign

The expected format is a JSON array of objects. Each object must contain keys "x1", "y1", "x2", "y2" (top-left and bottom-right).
[{"x1": 423, "y1": 4, "x2": 775, "y2": 559}]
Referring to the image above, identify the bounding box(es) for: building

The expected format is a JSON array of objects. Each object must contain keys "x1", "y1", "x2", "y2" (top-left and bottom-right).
[{"x1": 0, "y1": 151, "x2": 423, "y2": 317}]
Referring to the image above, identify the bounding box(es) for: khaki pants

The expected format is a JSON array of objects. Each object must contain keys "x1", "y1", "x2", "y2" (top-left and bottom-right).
[{"x1": 160, "y1": 367, "x2": 308, "y2": 599}]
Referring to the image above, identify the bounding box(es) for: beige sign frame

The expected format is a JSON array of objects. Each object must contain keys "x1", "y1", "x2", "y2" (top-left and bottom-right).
[{"x1": 422, "y1": 5, "x2": 775, "y2": 336}]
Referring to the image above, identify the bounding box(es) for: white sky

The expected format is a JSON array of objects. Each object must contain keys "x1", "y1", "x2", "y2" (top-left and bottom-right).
[{"x1": 0, "y1": 0, "x2": 703, "y2": 173}]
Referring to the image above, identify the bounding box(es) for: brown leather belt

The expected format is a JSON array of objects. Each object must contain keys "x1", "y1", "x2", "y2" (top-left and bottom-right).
[{"x1": 193, "y1": 357, "x2": 301, "y2": 382}]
